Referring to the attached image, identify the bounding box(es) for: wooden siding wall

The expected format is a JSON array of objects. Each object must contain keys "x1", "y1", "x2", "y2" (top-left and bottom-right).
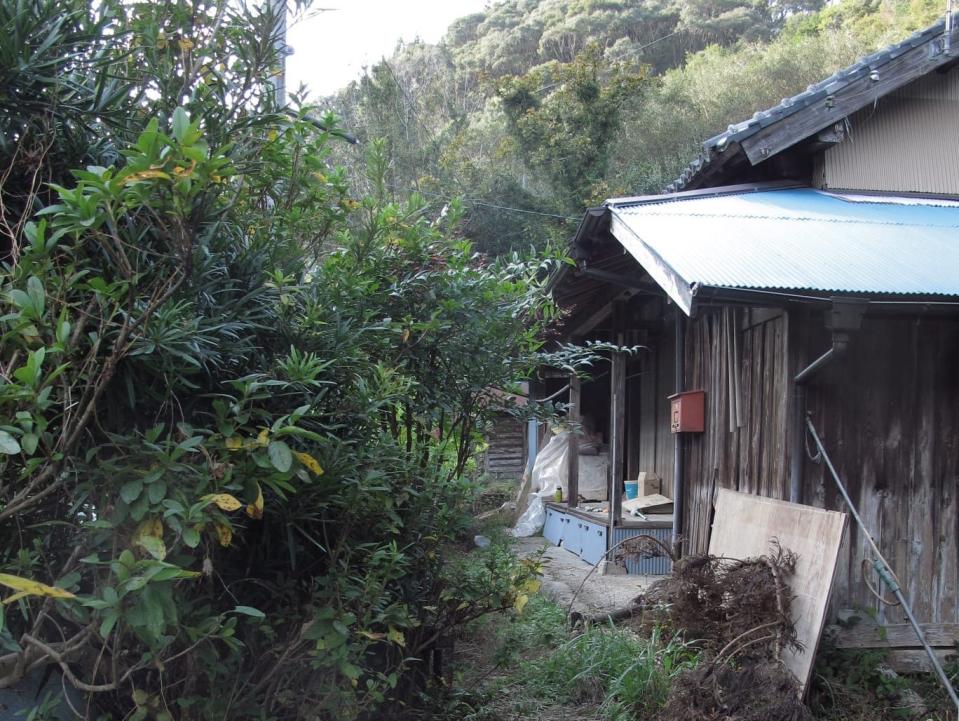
[
  {"x1": 632, "y1": 305, "x2": 675, "y2": 497},
  {"x1": 805, "y1": 316, "x2": 959, "y2": 626},
  {"x1": 483, "y1": 414, "x2": 527, "y2": 481},
  {"x1": 683, "y1": 308, "x2": 791, "y2": 554},
  {"x1": 680, "y1": 308, "x2": 959, "y2": 626},
  {"x1": 814, "y1": 66, "x2": 959, "y2": 195}
]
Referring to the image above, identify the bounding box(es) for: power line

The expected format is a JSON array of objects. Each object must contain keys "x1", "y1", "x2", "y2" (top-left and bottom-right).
[
  {"x1": 460, "y1": 198, "x2": 579, "y2": 221},
  {"x1": 394, "y1": 185, "x2": 579, "y2": 221}
]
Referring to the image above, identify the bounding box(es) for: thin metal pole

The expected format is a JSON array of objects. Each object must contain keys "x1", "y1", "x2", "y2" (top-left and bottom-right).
[
  {"x1": 794, "y1": 347, "x2": 835, "y2": 384},
  {"x1": 805, "y1": 417, "x2": 959, "y2": 712},
  {"x1": 947, "y1": 0, "x2": 954, "y2": 55},
  {"x1": 269, "y1": 0, "x2": 287, "y2": 106}
]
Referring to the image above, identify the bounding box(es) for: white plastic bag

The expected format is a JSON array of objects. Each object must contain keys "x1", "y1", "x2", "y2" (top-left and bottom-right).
[{"x1": 511, "y1": 431, "x2": 569, "y2": 537}]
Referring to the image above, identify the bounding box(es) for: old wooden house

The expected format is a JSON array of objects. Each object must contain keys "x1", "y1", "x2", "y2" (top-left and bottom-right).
[{"x1": 543, "y1": 16, "x2": 959, "y2": 669}]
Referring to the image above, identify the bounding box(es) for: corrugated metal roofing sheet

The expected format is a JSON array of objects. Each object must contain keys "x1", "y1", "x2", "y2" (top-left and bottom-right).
[{"x1": 607, "y1": 187, "x2": 959, "y2": 314}]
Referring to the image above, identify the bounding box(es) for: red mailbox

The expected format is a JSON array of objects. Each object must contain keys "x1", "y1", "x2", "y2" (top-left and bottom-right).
[{"x1": 668, "y1": 390, "x2": 705, "y2": 433}]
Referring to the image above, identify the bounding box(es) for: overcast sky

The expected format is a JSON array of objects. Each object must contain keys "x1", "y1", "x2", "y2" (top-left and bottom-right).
[{"x1": 285, "y1": 1, "x2": 490, "y2": 98}]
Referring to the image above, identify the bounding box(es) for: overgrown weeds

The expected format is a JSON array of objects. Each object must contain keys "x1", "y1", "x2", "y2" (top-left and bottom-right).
[
  {"x1": 809, "y1": 643, "x2": 958, "y2": 721},
  {"x1": 437, "y1": 595, "x2": 699, "y2": 721},
  {"x1": 531, "y1": 624, "x2": 699, "y2": 720}
]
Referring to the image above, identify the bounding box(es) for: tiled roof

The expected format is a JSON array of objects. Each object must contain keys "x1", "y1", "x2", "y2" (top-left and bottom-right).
[{"x1": 666, "y1": 15, "x2": 959, "y2": 193}]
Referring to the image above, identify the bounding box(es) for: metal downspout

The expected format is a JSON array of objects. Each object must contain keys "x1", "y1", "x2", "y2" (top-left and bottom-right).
[
  {"x1": 790, "y1": 327, "x2": 854, "y2": 503},
  {"x1": 790, "y1": 346, "x2": 837, "y2": 502},
  {"x1": 525, "y1": 419, "x2": 539, "y2": 476},
  {"x1": 672, "y1": 308, "x2": 686, "y2": 549},
  {"x1": 790, "y1": 300, "x2": 866, "y2": 502}
]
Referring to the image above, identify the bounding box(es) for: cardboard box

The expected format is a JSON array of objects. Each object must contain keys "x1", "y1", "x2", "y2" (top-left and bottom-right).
[{"x1": 635, "y1": 472, "x2": 661, "y2": 497}]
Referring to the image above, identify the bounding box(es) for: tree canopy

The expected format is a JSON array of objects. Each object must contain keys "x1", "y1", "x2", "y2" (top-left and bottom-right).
[{"x1": 325, "y1": 0, "x2": 945, "y2": 255}]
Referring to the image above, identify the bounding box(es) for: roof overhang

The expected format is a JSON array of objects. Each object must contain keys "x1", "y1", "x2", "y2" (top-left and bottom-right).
[{"x1": 559, "y1": 184, "x2": 959, "y2": 317}]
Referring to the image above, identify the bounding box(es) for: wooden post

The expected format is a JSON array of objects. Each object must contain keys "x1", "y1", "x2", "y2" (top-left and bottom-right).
[
  {"x1": 626, "y1": 360, "x2": 640, "y2": 480},
  {"x1": 567, "y1": 373, "x2": 580, "y2": 509},
  {"x1": 672, "y1": 307, "x2": 686, "y2": 549},
  {"x1": 608, "y1": 351, "x2": 625, "y2": 528}
]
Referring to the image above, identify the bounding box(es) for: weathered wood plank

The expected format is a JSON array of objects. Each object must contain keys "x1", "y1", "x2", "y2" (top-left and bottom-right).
[
  {"x1": 885, "y1": 649, "x2": 956, "y2": 675},
  {"x1": 710, "y1": 489, "x2": 848, "y2": 693},
  {"x1": 806, "y1": 316, "x2": 959, "y2": 628},
  {"x1": 626, "y1": 358, "x2": 641, "y2": 481},
  {"x1": 833, "y1": 623, "x2": 959, "y2": 649}
]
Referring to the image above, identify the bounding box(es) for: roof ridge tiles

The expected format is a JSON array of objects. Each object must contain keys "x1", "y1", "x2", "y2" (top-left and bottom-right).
[{"x1": 664, "y1": 14, "x2": 958, "y2": 194}]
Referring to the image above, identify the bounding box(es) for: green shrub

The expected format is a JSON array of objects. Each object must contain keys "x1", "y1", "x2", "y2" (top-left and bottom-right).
[{"x1": 0, "y1": 2, "x2": 562, "y2": 718}]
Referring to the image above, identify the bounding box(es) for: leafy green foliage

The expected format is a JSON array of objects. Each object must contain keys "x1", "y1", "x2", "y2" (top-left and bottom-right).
[
  {"x1": 497, "y1": 45, "x2": 648, "y2": 210},
  {"x1": 327, "y1": 0, "x2": 945, "y2": 255},
  {"x1": 0, "y1": 2, "x2": 562, "y2": 719},
  {"x1": 809, "y1": 643, "x2": 954, "y2": 721}
]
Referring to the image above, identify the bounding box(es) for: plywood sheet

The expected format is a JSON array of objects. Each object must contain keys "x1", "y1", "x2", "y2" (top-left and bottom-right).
[
  {"x1": 709, "y1": 488, "x2": 847, "y2": 693},
  {"x1": 622, "y1": 494, "x2": 673, "y2": 515}
]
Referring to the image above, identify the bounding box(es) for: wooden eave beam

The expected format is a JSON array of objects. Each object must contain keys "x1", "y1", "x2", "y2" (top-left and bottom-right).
[{"x1": 561, "y1": 287, "x2": 633, "y2": 340}]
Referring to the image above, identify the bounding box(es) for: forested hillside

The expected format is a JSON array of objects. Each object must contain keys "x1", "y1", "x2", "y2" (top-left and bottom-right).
[{"x1": 326, "y1": 0, "x2": 945, "y2": 253}]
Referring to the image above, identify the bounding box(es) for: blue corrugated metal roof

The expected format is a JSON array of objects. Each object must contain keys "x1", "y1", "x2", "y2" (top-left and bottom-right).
[{"x1": 607, "y1": 187, "x2": 959, "y2": 315}]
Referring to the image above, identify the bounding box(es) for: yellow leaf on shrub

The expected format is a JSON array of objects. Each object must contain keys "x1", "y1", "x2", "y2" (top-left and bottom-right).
[
  {"x1": 513, "y1": 594, "x2": 529, "y2": 614},
  {"x1": 0, "y1": 573, "x2": 76, "y2": 604},
  {"x1": 203, "y1": 493, "x2": 242, "y2": 512},
  {"x1": 246, "y1": 484, "x2": 264, "y2": 520},
  {"x1": 387, "y1": 627, "x2": 405, "y2": 647},
  {"x1": 124, "y1": 169, "x2": 170, "y2": 184},
  {"x1": 224, "y1": 436, "x2": 243, "y2": 450},
  {"x1": 293, "y1": 451, "x2": 323, "y2": 476},
  {"x1": 522, "y1": 579, "x2": 541, "y2": 594},
  {"x1": 213, "y1": 522, "x2": 233, "y2": 547},
  {"x1": 133, "y1": 519, "x2": 166, "y2": 560},
  {"x1": 256, "y1": 429, "x2": 270, "y2": 447},
  {"x1": 137, "y1": 536, "x2": 167, "y2": 561},
  {"x1": 137, "y1": 518, "x2": 163, "y2": 538}
]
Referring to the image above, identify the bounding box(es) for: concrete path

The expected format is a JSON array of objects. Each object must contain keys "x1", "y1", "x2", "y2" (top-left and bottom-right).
[{"x1": 514, "y1": 536, "x2": 656, "y2": 618}]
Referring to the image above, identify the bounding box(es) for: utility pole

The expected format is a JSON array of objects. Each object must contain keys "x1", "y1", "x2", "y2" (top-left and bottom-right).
[
  {"x1": 946, "y1": 0, "x2": 955, "y2": 54},
  {"x1": 269, "y1": 0, "x2": 288, "y2": 106}
]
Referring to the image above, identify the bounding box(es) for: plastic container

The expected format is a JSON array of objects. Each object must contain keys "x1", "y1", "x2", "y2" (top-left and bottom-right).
[{"x1": 624, "y1": 480, "x2": 639, "y2": 500}]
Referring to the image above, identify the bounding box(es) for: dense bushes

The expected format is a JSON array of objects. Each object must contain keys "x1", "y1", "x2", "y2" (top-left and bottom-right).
[{"x1": 0, "y1": 2, "x2": 555, "y2": 718}]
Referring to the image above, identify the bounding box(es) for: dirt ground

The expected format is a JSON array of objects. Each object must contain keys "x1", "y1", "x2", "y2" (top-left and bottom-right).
[{"x1": 513, "y1": 536, "x2": 654, "y2": 617}]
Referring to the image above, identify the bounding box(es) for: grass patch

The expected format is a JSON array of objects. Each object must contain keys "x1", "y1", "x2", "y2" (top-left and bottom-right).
[
  {"x1": 527, "y1": 622, "x2": 699, "y2": 720},
  {"x1": 444, "y1": 595, "x2": 699, "y2": 721}
]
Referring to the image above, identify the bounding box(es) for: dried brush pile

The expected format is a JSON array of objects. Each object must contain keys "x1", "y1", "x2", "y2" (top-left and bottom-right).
[{"x1": 626, "y1": 539, "x2": 813, "y2": 721}]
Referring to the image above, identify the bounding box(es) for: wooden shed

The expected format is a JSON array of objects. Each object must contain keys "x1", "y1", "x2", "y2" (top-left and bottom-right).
[{"x1": 547, "y1": 15, "x2": 959, "y2": 670}]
